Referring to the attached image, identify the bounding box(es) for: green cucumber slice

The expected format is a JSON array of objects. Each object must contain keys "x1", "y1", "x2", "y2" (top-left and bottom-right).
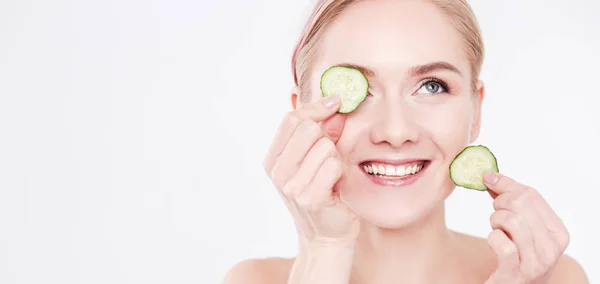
[
  {"x1": 320, "y1": 66, "x2": 369, "y2": 114},
  {"x1": 449, "y1": 145, "x2": 499, "y2": 191}
]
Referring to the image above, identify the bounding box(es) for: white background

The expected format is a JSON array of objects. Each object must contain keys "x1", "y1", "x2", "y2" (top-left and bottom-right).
[{"x1": 1, "y1": 0, "x2": 599, "y2": 283}]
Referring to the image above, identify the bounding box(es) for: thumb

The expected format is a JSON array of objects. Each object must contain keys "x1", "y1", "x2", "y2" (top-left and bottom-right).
[{"x1": 321, "y1": 113, "x2": 347, "y2": 143}]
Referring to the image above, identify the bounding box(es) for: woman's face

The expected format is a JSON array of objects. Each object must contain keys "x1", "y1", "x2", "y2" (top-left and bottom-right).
[{"x1": 302, "y1": 0, "x2": 484, "y2": 229}]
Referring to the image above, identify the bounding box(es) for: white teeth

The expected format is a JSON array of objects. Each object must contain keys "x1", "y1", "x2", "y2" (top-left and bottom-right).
[
  {"x1": 385, "y1": 165, "x2": 395, "y2": 175},
  {"x1": 363, "y1": 162, "x2": 426, "y2": 177},
  {"x1": 396, "y1": 166, "x2": 406, "y2": 176}
]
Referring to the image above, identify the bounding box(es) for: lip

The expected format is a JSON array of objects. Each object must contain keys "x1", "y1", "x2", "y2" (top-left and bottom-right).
[
  {"x1": 359, "y1": 158, "x2": 429, "y2": 166},
  {"x1": 360, "y1": 160, "x2": 431, "y2": 187}
]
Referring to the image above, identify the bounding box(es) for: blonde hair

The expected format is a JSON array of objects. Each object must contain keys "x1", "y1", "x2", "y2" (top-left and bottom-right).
[{"x1": 291, "y1": 0, "x2": 484, "y2": 102}]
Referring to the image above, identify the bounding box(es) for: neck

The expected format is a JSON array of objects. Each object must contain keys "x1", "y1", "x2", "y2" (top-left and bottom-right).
[{"x1": 350, "y1": 204, "x2": 457, "y2": 284}]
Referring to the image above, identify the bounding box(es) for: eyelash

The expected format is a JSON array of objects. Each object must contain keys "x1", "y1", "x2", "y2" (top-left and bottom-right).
[
  {"x1": 365, "y1": 77, "x2": 452, "y2": 96},
  {"x1": 419, "y1": 77, "x2": 451, "y2": 94}
]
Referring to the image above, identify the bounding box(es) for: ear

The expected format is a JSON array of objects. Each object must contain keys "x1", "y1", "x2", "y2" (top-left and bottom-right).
[
  {"x1": 469, "y1": 80, "x2": 485, "y2": 144},
  {"x1": 291, "y1": 86, "x2": 300, "y2": 110}
]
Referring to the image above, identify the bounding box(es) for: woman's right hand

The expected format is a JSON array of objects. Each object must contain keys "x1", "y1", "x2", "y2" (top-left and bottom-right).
[{"x1": 263, "y1": 95, "x2": 360, "y2": 247}]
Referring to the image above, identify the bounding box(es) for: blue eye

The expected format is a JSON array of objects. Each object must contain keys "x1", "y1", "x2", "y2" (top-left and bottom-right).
[
  {"x1": 415, "y1": 77, "x2": 452, "y2": 95},
  {"x1": 418, "y1": 81, "x2": 446, "y2": 94}
]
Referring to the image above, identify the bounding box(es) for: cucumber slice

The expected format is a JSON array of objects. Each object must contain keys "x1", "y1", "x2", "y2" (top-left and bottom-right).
[
  {"x1": 449, "y1": 145, "x2": 499, "y2": 191},
  {"x1": 320, "y1": 66, "x2": 369, "y2": 114}
]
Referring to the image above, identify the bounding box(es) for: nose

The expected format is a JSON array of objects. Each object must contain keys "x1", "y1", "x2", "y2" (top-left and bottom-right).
[{"x1": 369, "y1": 100, "x2": 420, "y2": 148}]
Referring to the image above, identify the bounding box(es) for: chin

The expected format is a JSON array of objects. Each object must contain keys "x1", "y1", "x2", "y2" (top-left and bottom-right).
[
  {"x1": 337, "y1": 160, "x2": 454, "y2": 230},
  {"x1": 343, "y1": 192, "x2": 446, "y2": 230}
]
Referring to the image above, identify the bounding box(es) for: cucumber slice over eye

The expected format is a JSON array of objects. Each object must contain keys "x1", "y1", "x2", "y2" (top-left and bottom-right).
[
  {"x1": 449, "y1": 145, "x2": 499, "y2": 191},
  {"x1": 320, "y1": 65, "x2": 369, "y2": 114}
]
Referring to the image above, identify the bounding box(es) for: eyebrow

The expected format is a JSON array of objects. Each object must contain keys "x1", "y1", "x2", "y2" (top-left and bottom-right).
[
  {"x1": 408, "y1": 61, "x2": 462, "y2": 77},
  {"x1": 336, "y1": 63, "x2": 377, "y2": 77},
  {"x1": 334, "y1": 61, "x2": 462, "y2": 78}
]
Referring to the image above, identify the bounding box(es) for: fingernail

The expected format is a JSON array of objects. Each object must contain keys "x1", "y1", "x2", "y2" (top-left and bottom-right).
[
  {"x1": 322, "y1": 96, "x2": 339, "y2": 109},
  {"x1": 484, "y1": 173, "x2": 499, "y2": 184}
]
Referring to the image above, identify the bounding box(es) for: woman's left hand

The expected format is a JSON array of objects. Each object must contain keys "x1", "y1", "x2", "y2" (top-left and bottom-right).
[{"x1": 483, "y1": 173, "x2": 570, "y2": 284}]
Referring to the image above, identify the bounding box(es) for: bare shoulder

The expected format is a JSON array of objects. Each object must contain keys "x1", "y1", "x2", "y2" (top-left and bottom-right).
[
  {"x1": 452, "y1": 231, "x2": 589, "y2": 283},
  {"x1": 549, "y1": 254, "x2": 590, "y2": 284},
  {"x1": 222, "y1": 257, "x2": 295, "y2": 284},
  {"x1": 450, "y1": 231, "x2": 498, "y2": 278}
]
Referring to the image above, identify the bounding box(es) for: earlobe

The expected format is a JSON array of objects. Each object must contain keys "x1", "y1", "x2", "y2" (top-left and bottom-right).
[
  {"x1": 291, "y1": 86, "x2": 301, "y2": 110},
  {"x1": 469, "y1": 80, "x2": 485, "y2": 143}
]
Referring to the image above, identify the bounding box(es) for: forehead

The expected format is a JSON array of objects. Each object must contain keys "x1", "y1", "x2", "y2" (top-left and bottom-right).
[{"x1": 316, "y1": 0, "x2": 470, "y2": 79}]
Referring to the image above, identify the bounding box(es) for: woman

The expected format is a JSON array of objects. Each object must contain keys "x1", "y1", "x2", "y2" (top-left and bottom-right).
[{"x1": 225, "y1": 0, "x2": 589, "y2": 283}]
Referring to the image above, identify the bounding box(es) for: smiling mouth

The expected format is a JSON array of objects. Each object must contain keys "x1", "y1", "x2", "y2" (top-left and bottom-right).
[{"x1": 360, "y1": 160, "x2": 431, "y2": 178}]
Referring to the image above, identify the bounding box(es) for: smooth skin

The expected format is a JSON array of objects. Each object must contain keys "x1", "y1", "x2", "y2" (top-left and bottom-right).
[{"x1": 224, "y1": 0, "x2": 589, "y2": 283}]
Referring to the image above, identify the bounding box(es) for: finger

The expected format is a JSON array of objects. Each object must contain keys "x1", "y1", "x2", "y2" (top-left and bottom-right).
[
  {"x1": 263, "y1": 96, "x2": 341, "y2": 174},
  {"x1": 487, "y1": 173, "x2": 570, "y2": 251},
  {"x1": 270, "y1": 119, "x2": 324, "y2": 189},
  {"x1": 297, "y1": 156, "x2": 343, "y2": 212},
  {"x1": 490, "y1": 209, "x2": 538, "y2": 275},
  {"x1": 530, "y1": 195, "x2": 570, "y2": 252},
  {"x1": 320, "y1": 113, "x2": 347, "y2": 144},
  {"x1": 493, "y1": 190, "x2": 547, "y2": 238},
  {"x1": 294, "y1": 95, "x2": 342, "y2": 122},
  {"x1": 292, "y1": 137, "x2": 339, "y2": 185},
  {"x1": 306, "y1": 157, "x2": 356, "y2": 240},
  {"x1": 484, "y1": 173, "x2": 524, "y2": 195},
  {"x1": 493, "y1": 190, "x2": 559, "y2": 269},
  {"x1": 282, "y1": 137, "x2": 338, "y2": 199},
  {"x1": 486, "y1": 229, "x2": 522, "y2": 283}
]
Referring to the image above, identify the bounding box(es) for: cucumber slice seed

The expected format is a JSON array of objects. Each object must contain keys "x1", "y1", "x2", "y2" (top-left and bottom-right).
[
  {"x1": 320, "y1": 66, "x2": 369, "y2": 114},
  {"x1": 449, "y1": 145, "x2": 499, "y2": 191}
]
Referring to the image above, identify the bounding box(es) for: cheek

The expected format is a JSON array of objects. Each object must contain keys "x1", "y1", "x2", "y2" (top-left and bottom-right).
[{"x1": 418, "y1": 102, "x2": 473, "y2": 156}]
